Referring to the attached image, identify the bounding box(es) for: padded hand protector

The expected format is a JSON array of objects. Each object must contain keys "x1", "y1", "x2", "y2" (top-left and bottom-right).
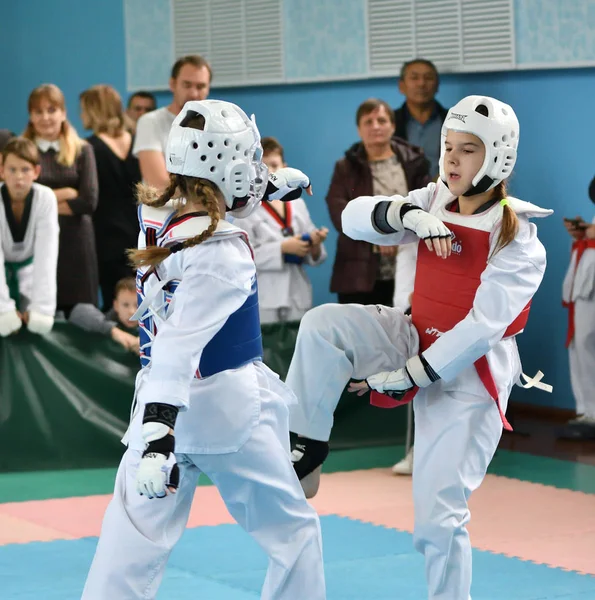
[
  {"x1": 400, "y1": 205, "x2": 452, "y2": 240},
  {"x1": 366, "y1": 367, "x2": 413, "y2": 395},
  {"x1": 367, "y1": 355, "x2": 439, "y2": 393},
  {"x1": 264, "y1": 167, "x2": 310, "y2": 201},
  {"x1": 385, "y1": 202, "x2": 452, "y2": 240},
  {"x1": 136, "y1": 403, "x2": 180, "y2": 499}
]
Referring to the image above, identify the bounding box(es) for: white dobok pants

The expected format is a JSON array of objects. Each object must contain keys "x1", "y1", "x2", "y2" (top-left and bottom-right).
[
  {"x1": 286, "y1": 303, "x2": 508, "y2": 599},
  {"x1": 82, "y1": 379, "x2": 326, "y2": 600}
]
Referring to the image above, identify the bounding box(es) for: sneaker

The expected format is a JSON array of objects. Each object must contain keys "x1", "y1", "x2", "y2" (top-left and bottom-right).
[
  {"x1": 558, "y1": 420, "x2": 595, "y2": 441},
  {"x1": 290, "y1": 436, "x2": 330, "y2": 499},
  {"x1": 391, "y1": 448, "x2": 413, "y2": 476},
  {"x1": 567, "y1": 414, "x2": 587, "y2": 426}
]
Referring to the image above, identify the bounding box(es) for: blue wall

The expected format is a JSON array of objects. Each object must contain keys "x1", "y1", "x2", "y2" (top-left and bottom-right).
[
  {"x1": 2, "y1": 0, "x2": 595, "y2": 409},
  {"x1": 0, "y1": 1, "x2": 127, "y2": 136}
]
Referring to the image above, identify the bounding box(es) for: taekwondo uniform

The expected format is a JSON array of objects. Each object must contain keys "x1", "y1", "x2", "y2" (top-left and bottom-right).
[
  {"x1": 0, "y1": 182, "x2": 59, "y2": 335},
  {"x1": 82, "y1": 205, "x2": 325, "y2": 600},
  {"x1": 562, "y1": 218, "x2": 595, "y2": 422},
  {"x1": 239, "y1": 198, "x2": 326, "y2": 324}
]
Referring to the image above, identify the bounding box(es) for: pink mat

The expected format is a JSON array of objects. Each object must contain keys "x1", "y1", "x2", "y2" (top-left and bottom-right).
[
  {"x1": 307, "y1": 469, "x2": 595, "y2": 575},
  {"x1": 1, "y1": 470, "x2": 594, "y2": 574}
]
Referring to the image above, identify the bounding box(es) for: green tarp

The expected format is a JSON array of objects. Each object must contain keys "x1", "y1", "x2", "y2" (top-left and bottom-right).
[{"x1": 0, "y1": 322, "x2": 406, "y2": 472}]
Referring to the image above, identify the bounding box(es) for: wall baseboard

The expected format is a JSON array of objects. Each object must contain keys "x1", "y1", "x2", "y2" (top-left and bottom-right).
[{"x1": 511, "y1": 401, "x2": 575, "y2": 422}]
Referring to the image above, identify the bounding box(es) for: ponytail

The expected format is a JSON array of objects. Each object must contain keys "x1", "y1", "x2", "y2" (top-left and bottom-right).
[{"x1": 491, "y1": 181, "x2": 519, "y2": 257}]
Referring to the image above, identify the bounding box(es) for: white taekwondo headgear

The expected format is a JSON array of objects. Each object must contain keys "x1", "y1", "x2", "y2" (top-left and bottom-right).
[
  {"x1": 439, "y1": 95, "x2": 519, "y2": 196},
  {"x1": 165, "y1": 99, "x2": 268, "y2": 217}
]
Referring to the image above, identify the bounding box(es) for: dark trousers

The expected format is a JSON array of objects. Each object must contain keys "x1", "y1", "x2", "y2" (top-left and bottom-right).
[{"x1": 98, "y1": 259, "x2": 136, "y2": 311}]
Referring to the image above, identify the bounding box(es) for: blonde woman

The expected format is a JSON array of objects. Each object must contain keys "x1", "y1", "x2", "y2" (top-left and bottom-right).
[
  {"x1": 80, "y1": 85, "x2": 141, "y2": 308},
  {"x1": 23, "y1": 83, "x2": 99, "y2": 313}
]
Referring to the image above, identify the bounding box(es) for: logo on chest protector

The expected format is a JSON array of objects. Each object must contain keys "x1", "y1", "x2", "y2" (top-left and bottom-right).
[
  {"x1": 425, "y1": 327, "x2": 444, "y2": 338},
  {"x1": 450, "y1": 238, "x2": 463, "y2": 255}
]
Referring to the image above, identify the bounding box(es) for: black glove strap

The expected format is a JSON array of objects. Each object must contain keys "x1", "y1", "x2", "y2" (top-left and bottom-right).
[
  {"x1": 143, "y1": 433, "x2": 175, "y2": 458},
  {"x1": 399, "y1": 203, "x2": 423, "y2": 219},
  {"x1": 372, "y1": 201, "x2": 424, "y2": 234},
  {"x1": 383, "y1": 389, "x2": 410, "y2": 400},
  {"x1": 419, "y1": 354, "x2": 440, "y2": 382},
  {"x1": 405, "y1": 355, "x2": 441, "y2": 387},
  {"x1": 143, "y1": 403, "x2": 179, "y2": 429},
  {"x1": 263, "y1": 180, "x2": 303, "y2": 202}
]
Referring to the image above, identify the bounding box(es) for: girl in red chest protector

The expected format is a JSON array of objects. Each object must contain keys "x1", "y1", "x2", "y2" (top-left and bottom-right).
[{"x1": 287, "y1": 95, "x2": 552, "y2": 599}]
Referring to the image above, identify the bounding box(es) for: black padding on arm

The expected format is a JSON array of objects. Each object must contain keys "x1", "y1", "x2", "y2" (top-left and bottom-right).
[
  {"x1": 143, "y1": 403, "x2": 179, "y2": 429},
  {"x1": 372, "y1": 201, "x2": 396, "y2": 233}
]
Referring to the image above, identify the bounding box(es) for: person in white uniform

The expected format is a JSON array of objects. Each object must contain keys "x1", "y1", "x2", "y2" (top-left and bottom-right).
[
  {"x1": 561, "y1": 204, "x2": 595, "y2": 439},
  {"x1": 81, "y1": 100, "x2": 326, "y2": 600},
  {"x1": 287, "y1": 95, "x2": 552, "y2": 599},
  {"x1": 0, "y1": 137, "x2": 59, "y2": 337},
  {"x1": 239, "y1": 137, "x2": 328, "y2": 324}
]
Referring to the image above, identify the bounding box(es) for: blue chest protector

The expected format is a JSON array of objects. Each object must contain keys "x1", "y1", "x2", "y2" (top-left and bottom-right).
[
  {"x1": 135, "y1": 209, "x2": 263, "y2": 378},
  {"x1": 137, "y1": 273, "x2": 263, "y2": 378}
]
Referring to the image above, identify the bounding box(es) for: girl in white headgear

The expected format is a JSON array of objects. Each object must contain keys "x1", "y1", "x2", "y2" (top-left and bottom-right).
[
  {"x1": 81, "y1": 100, "x2": 326, "y2": 600},
  {"x1": 287, "y1": 95, "x2": 552, "y2": 599}
]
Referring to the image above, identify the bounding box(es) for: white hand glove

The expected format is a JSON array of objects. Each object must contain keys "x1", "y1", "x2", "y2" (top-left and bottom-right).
[
  {"x1": 401, "y1": 207, "x2": 451, "y2": 241},
  {"x1": 367, "y1": 368, "x2": 413, "y2": 394},
  {"x1": 136, "y1": 405, "x2": 180, "y2": 499},
  {"x1": 27, "y1": 311, "x2": 54, "y2": 336},
  {"x1": 265, "y1": 167, "x2": 310, "y2": 201},
  {"x1": 386, "y1": 202, "x2": 451, "y2": 240},
  {"x1": 0, "y1": 310, "x2": 22, "y2": 337},
  {"x1": 136, "y1": 451, "x2": 179, "y2": 499},
  {"x1": 366, "y1": 355, "x2": 438, "y2": 393}
]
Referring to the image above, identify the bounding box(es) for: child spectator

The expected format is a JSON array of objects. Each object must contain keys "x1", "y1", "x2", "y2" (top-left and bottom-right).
[
  {"x1": 0, "y1": 137, "x2": 59, "y2": 337},
  {"x1": 68, "y1": 277, "x2": 139, "y2": 353},
  {"x1": 239, "y1": 137, "x2": 328, "y2": 324}
]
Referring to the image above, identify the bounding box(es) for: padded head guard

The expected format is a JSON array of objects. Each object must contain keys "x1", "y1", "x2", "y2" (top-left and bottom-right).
[
  {"x1": 166, "y1": 99, "x2": 268, "y2": 217},
  {"x1": 439, "y1": 95, "x2": 519, "y2": 196}
]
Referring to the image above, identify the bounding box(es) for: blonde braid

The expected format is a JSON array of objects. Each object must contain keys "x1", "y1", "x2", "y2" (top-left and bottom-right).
[
  {"x1": 127, "y1": 175, "x2": 180, "y2": 267},
  {"x1": 135, "y1": 175, "x2": 178, "y2": 208},
  {"x1": 181, "y1": 179, "x2": 221, "y2": 249}
]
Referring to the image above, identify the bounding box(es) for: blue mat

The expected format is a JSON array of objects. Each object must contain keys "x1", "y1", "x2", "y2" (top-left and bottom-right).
[{"x1": 0, "y1": 516, "x2": 593, "y2": 599}]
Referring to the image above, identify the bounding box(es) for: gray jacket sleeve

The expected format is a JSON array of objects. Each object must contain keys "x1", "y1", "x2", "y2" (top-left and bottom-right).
[{"x1": 69, "y1": 303, "x2": 116, "y2": 336}]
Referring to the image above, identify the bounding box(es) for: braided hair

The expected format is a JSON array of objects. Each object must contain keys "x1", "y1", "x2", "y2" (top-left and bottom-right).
[{"x1": 128, "y1": 113, "x2": 223, "y2": 268}]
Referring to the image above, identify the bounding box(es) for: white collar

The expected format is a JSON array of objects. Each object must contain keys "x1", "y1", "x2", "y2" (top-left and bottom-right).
[{"x1": 36, "y1": 138, "x2": 60, "y2": 152}]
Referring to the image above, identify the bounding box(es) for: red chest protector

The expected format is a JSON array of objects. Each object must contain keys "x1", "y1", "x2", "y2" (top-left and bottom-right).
[
  {"x1": 371, "y1": 206, "x2": 530, "y2": 431},
  {"x1": 562, "y1": 238, "x2": 595, "y2": 348},
  {"x1": 413, "y1": 221, "x2": 530, "y2": 352}
]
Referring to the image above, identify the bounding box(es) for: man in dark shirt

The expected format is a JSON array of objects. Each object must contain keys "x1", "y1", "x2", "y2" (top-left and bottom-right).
[{"x1": 393, "y1": 59, "x2": 448, "y2": 179}]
